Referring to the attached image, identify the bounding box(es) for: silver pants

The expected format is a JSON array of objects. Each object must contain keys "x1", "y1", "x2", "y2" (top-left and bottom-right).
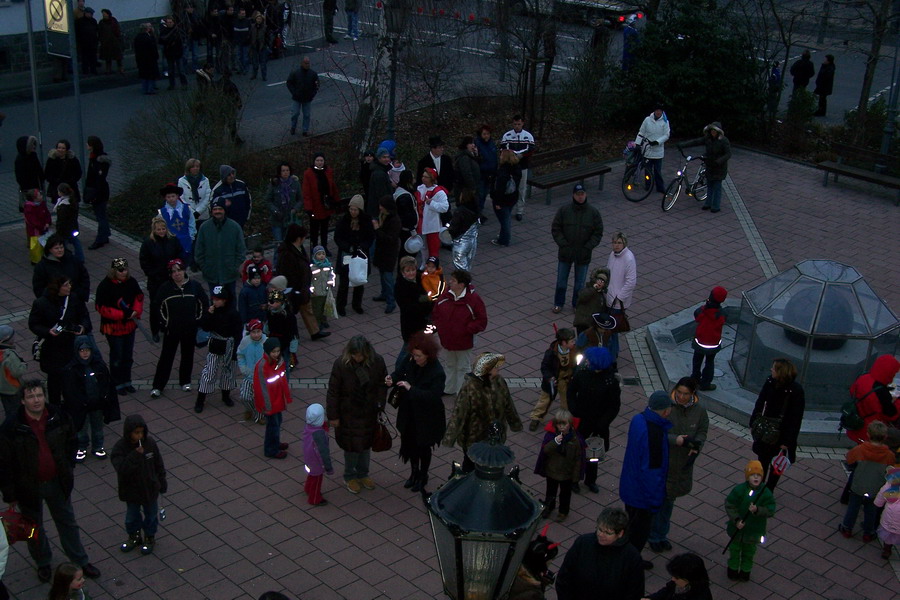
[{"x1": 452, "y1": 224, "x2": 479, "y2": 271}]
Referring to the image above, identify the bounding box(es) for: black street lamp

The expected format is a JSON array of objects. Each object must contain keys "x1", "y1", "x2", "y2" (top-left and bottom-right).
[
  {"x1": 384, "y1": 0, "x2": 409, "y2": 141},
  {"x1": 427, "y1": 435, "x2": 543, "y2": 599}
]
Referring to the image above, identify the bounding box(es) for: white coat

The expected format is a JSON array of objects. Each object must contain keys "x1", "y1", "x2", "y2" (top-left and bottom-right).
[
  {"x1": 416, "y1": 184, "x2": 449, "y2": 235},
  {"x1": 177, "y1": 174, "x2": 213, "y2": 221},
  {"x1": 636, "y1": 112, "x2": 671, "y2": 160}
]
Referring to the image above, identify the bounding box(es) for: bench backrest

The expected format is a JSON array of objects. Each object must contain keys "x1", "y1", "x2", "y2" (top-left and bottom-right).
[
  {"x1": 832, "y1": 142, "x2": 900, "y2": 173},
  {"x1": 530, "y1": 142, "x2": 593, "y2": 170}
]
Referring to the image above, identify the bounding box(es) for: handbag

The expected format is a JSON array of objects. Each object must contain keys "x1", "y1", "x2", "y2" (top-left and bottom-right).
[
  {"x1": 610, "y1": 298, "x2": 631, "y2": 333},
  {"x1": 1, "y1": 505, "x2": 39, "y2": 545},
  {"x1": 207, "y1": 336, "x2": 227, "y2": 355},
  {"x1": 750, "y1": 401, "x2": 787, "y2": 446},
  {"x1": 348, "y1": 250, "x2": 368, "y2": 287},
  {"x1": 371, "y1": 411, "x2": 394, "y2": 452},
  {"x1": 387, "y1": 386, "x2": 401, "y2": 409}
]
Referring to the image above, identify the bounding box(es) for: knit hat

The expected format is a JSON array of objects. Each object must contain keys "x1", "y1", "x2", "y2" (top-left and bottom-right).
[
  {"x1": 112, "y1": 257, "x2": 128, "y2": 271},
  {"x1": 219, "y1": 164, "x2": 236, "y2": 181},
  {"x1": 375, "y1": 147, "x2": 391, "y2": 159},
  {"x1": 159, "y1": 183, "x2": 183, "y2": 197},
  {"x1": 268, "y1": 289, "x2": 285, "y2": 303},
  {"x1": 648, "y1": 390, "x2": 672, "y2": 411},
  {"x1": 263, "y1": 337, "x2": 280, "y2": 353},
  {"x1": 0, "y1": 325, "x2": 15, "y2": 347},
  {"x1": 312, "y1": 245, "x2": 326, "y2": 257},
  {"x1": 247, "y1": 265, "x2": 261, "y2": 280},
  {"x1": 211, "y1": 285, "x2": 229, "y2": 300},
  {"x1": 246, "y1": 318, "x2": 264, "y2": 332},
  {"x1": 348, "y1": 194, "x2": 365, "y2": 210},
  {"x1": 710, "y1": 286, "x2": 728, "y2": 303},
  {"x1": 269, "y1": 275, "x2": 288, "y2": 291},
  {"x1": 472, "y1": 352, "x2": 505, "y2": 377},
  {"x1": 584, "y1": 346, "x2": 613, "y2": 371},
  {"x1": 210, "y1": 196, "x2": 227, "y2": 210},
  {"x1": 168, "y1": 258, "x2": 186, "y2": 272},
  {"x1": 744, "y1": 460, "x2": 764, "y2": 480},
  {"x1": 74, "y1": 335, "x2": 93, "y2": 352},
  {"x1": 306, "y1": 403, "x2": 326, "y2": 427},
  {"x1": 572, "y1": 183, "x2": 586, "y2": 194}
]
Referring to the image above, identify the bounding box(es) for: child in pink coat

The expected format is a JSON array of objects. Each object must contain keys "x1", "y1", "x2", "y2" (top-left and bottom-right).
[
  {"x1": 303, "y1": 403, "x2": 333, "y2": 506},
  {"x1": 875, "y1": 465, "x2": 900, "y2": 560}
]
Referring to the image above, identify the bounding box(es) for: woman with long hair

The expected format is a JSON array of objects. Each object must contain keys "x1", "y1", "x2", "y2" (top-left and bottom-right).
[
  {"x1": 491, "y1": 148, "x2": 521, "y2": 247},
  {"x1": 749, "y1": 357, "x2": 805, "y2": 490},
  {"x1": 139, "y1": 216, "x2": 184, "y2": 341},
  {"x1": 333, "y1": 195, "x2": 374, "y2": 316},
  {"x1": 266, "y1": 161, "x2": 301, "y2": 243},
  {"x1": 85, "y1": 135, "x2": 112, "y2": 250},
  {"x1": 95, "y1": 258, "x2": 144, "y2": 396},
  {"x1": 302, "y1": 153, "x2": 339, "y2": 251}
]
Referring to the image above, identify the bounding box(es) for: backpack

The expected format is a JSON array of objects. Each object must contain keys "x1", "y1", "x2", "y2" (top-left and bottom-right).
[{"x1": 839, "y1": 385, "x2": 882, "y2": 432}]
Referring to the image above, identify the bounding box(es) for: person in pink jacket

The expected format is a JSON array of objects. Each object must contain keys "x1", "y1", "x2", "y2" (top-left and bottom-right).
[
  {"x1": 874, "y1": 466, "x2": 900, "y2": 560},
  {"x1": 23, "y1": 189, "x2": 52, "y2": 264},
  {"x1": 605, "y1": 231, "x2": 637, "y2": 364}
]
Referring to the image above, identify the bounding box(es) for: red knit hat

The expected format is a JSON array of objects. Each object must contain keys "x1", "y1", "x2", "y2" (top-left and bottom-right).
[{"x1": 710, "y1": 286, "x2": 728, "y2": 303}]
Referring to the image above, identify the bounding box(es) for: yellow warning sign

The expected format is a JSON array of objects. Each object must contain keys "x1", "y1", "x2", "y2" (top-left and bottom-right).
[{"x1": 45, "y1": 0, "x2": 69, "y2": 35}]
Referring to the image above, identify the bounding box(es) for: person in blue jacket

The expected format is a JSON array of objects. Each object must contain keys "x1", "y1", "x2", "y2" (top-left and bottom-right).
[{"x1": 619, "y1": 390, "x2": 672, "y2": 570}]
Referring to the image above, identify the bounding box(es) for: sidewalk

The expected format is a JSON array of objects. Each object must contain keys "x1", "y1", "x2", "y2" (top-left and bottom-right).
[{"x1": 1, "y1": 148, "x2": 899, "y2": 599}]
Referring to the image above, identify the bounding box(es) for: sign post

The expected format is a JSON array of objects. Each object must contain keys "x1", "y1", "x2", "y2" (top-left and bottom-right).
[{"x1": 44, "y1": 0, "x2": 70, "y2": 57}]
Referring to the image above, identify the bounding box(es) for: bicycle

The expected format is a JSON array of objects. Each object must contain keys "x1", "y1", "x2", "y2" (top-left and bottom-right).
[
  {"x1": 661, "y1": 147, "x2": 707, "y2": 212},
  {"x1": 621, "y1": 136, "x2": 655, "y2": 202}
]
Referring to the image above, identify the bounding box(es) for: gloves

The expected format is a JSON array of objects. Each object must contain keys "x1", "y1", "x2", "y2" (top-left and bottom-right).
[
  {"x1": 682, "y1": 436, "x2": 702, "y2": 451},
  {"x1": 650, "y1": 140, "x2": 659, "y2": 146}
]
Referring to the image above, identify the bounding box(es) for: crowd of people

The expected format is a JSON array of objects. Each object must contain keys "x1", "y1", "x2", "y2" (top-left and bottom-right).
[{"x1": 5, "y1": 93, "x2": 900, "y2": 600}]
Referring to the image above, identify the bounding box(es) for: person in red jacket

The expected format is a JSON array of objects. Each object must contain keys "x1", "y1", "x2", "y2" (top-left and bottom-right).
[
  {"x1": 302, "y1": 153, "x2": 339, "y2": 252},
  {"x1": 691, "y1": 286, "x2": 727, "y2": 391},
  {"x1": 95, "y1": 258, "x2": 144, "y2": 395},
  {"x1": 23, "y1": 189, "x2": 52, "y2": 265},
  {"x1": 847, "y1": 354, "x2": 900, "y2": 444},
  {"x1": 254, "y1": 337, "x2": 292, "y2": 459},
  {"x1": 431, "y1": 269, "x2": 488, "y2": 395}
]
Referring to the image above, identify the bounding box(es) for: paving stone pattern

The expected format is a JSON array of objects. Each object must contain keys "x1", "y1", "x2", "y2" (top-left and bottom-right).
[{"x1": 1, "y1": 149, "x2": 899, "y2": 598}]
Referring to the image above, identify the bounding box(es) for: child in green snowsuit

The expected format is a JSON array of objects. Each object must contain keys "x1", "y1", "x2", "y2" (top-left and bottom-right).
[{"x1": 725, "y1": 460, "x2": 776, "y2": 582}]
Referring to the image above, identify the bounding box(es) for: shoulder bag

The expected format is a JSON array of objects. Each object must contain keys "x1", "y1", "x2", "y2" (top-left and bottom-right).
[
  {"x1": 610, "y1": 297, "x2": 631, "y2": 333},
  {"x1": 371, "y1": 411, "x2": 395, "y2": 452},
  {"x1": 750, "y1": 399, "x2": 787, "y2": 446}
]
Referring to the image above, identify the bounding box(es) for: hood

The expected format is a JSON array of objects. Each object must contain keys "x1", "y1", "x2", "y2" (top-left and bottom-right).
[
  {"x1": 584, "y1": 346, "x2": 613, "y2": 371},
  {"x1": 306, "y1": 403, "x2": 325, "y2": 427},
  {"x1": 219, "y1": 164, "x2": 236, "y2": 181},
  {"x1": 73, "y1": 335, "x2": 98, "y2": 362},
  {"x1": 543, "y1": 417, "x2": 580, "y2": 434},
  {"x1": 17, "y1": 136, "x2": 37, "y2": 155},
  {"x1": 123, "y1": 414, "x2": 148, "y2": 438},
  {"x1": 48, "y1": 148, "x2": 74, "y2": 160},
  {"x1": 704, "y1": 122, "x2": 724, "y2": 136},
  {"x1": 589, "y1": 267, "x2": 610, "y2": 283},
  {"x1": 870, "y1": 354, "x2": 900, "y2": 385},
  {"x1": 95, "y1": 153, "x2": 112, "y2": 165}
]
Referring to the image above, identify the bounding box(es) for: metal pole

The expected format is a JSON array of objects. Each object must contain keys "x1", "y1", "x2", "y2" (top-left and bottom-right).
[
  {"x1": 880, "y1": 27, "x2": 900, "y2": 156},
  {"x1": 24, "y1": 0, "x2": 44, "y2": 160},
  {"x1": 387, "y1": 39, "x2": 398, "y2": 141},
  {"x1": 66, "y1": 0, "x2": 86, "y2": 173},
  {"x1": 817, "y1": 0, "x2": 831, "y2": 45}
]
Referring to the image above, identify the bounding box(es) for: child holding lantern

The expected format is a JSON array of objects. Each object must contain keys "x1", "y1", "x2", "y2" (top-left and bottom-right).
[{"x1": 724, "y1": 460, "x2": 776, "y2": 581}]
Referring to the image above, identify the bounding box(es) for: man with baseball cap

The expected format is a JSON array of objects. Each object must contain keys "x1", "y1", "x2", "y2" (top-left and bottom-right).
[{"x1": 550, "y1": 183, "x2": 604, "y2": 314}]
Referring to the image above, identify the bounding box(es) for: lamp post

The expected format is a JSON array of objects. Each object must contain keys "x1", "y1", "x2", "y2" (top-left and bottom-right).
[
  {"x1": 384, "y1": 0, "x2": 409, "y2": 142},
  {"x1": 427, "y1": 435, "x2": 543, "y2": 599}
]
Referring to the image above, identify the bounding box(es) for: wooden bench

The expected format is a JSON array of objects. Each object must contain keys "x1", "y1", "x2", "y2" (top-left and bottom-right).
[
  {"x1": 817, "y1": 142, "x2": 900, "y2": 206},
  {"x1": 526, "y1": 143, "x2": 612, "y2": 205}
]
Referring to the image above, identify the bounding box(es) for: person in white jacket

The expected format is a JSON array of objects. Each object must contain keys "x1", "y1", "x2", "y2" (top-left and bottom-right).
[
  {"x1": 177, "y1": 158, "x2": 212, "y2": 225},
  {"x1": 416, "y1": 168, "x2": 450, "y2": 258},
  {"x1": 635, "y1": 104, "x2": 670, "y2": 194},
  {"x1": 606, "y1": 232, "x2": 637, "y2": 363}
]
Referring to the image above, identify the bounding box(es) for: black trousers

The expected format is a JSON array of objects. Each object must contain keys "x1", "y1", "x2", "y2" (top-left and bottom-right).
[
  {"x1": 625, "y1": 505, "x2": 654, "y2": 554},
  {"x1": 308, "y1": 217, "x2": 329, "y2": 249},
  {"x1": 545, "y1": 478, "x2": 573, "y2": 514},
  {"x1": 152, "y1": 328, "x2": 197, "y2": 389}
]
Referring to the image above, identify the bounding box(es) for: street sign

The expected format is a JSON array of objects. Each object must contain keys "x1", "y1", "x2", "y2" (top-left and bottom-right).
[{"x1": 44, "y1": 0, "x2": 70, "y2": 57}]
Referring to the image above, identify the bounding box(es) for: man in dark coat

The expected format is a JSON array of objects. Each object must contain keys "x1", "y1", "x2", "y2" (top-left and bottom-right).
[
  {"x1": 286, "y1": 56, "x2": 319, "y2": 135},
  {"x1": 550, "y1": 184, "x2": 603, "y2": 313},
  {"x1": 134, "y1": 23, "x2": 160, "y2": 95},
  {"x1": 373, "y1": 195, "x2": 402, "y2": 313},
  {"x1": 277, "y1": 224, "x2": 330, "y2": 341},
  {"x1": 789, "y1": 49, "x2": 815, "y2": 95},
  {"x1": 15, "y1": 135, "x2": 44, "y2": 211},
  {"x1": 367, "y1": 148, "x2": 393, "y2": 218},
  {"x1": 0, "y1": 380, "x2": 101, "y2": 583},
  {"x1": 416, "y1": 136, "x2": 456, "y2": 192},
  {"x1": 159, "y1": 15, "x2": 189, "y2": 90},
  {"x1": 813, "y1": 54, "x2": 836, "y2": 117},
  {"x1": 74, "y1": 7, "x2": 99, "y2": 75}
]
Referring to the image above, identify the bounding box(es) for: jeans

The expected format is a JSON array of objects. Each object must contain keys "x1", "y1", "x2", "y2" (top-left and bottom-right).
[
  {"x1": 691, "y1": 347, "x2": 719, "y2": 387},
  {"x1": 346, "y1": 10, "x2": 359, "y2": 38},
  {"x1": 608, "y1": 306, "x2": 624, "y2": 361},
  {"x1": 344, "y1": 449, "x2": 371, "y2": 481},
  {"x1": 395, "y1": 341, "x2": 410, "y2": 372},
  {"x1": 264, "y1": 411, "x2": 283, "y2": 456},
  {"x1": 68, "y1": 236, "x2": 84, "y2": 264},
  {"x1": 106, "y1": 332, "x2": 136, "y2": 389},
  {"x1": 493, "y1": 205, "x2": 512, "y2": 245},
  {"x1": 648, "y1": 158, "x2": 666, "y2": 193},
  {"x1": 842, "y1": 492, "x2": 877, "y2": 535},
  {"x1": 291, "y1": 101, "x2": 312, "y2": 133},
  {"x1": 125, "y1": 500, "x2": 159, "y2": 537},
  {"x1": 705, "y1": 179, "x2": 723, "y2": 211},
  {"x1": 648, "y1": 497, "x2": 676, "y2": 543},
  {"x1": 92, "y1": 200, "x2": 111, "y2": 244},
  {"x1": 452, "y1": 224, "x2": 478, "y2": 270},
  {"x1": 236, "y1": 45, "x2": 250, "y2": 73},
  {"x1": 166, "y1": 57, "x2": 188, "y2": 88},
  {"x1": 20, "y1": 479, "x2": 90, "y2": 568},
  {"x1": 379, "y1": 269, "x2": 396, "y2": 310},
  {"x1": 186, "y1": 39, "x2": 199, "y2": 70},
  {"x1": 141, "y1": 79, "x2": 157, "y2": 94},
  {"x1": 477, "y1": 174, "x2": 494, "y2": 212},
  {"x1": 252, "y1": 47, "x2": 270, "y2": 79},
  {"x1": 77, "y1": 410, "x2": 105, "y2": 451},
  {"x1": 152, "y1": 328, "x2": 197, "y2": 389},
  {"x1": 554, "y1": 261, "x2": 588, "y2": 308},
  {"x1": 545, "y1": 478, "x2": 573, "y2": 514}
]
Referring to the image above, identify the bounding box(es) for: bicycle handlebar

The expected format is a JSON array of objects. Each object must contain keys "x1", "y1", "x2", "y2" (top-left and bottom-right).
[{"x1": 675, "y1": 145, "x2": 705, "y2": 162}]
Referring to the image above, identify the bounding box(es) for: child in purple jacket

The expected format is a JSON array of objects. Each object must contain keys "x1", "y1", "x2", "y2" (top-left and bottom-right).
[{"x1": 303, "y1": 403, "x2": 333, "y2": 506}]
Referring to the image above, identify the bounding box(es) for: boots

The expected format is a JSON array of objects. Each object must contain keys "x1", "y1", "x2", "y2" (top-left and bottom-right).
[
  {"x1": 883, "y1": 544, "x2": 894, "y2": 560},
  {"x1": 221, "y1": 390, "x2": 234, "y2": 407},
  {"x1": 404, "y1": 468, "x2": 418, "y2": 489},
  {"x1": 411, "y1": 474, "x2": 428, "y2": 493},
  {"x1": 195, "y1": 392, "x2": 206, "y2": 413},
  {"x1": 542, "y1": 499, "x2": 556, "y2": 519},
  {"x1": 120, "y1": 532, "x2": 142, "y2": 553},
  {"x1": 140, "y1": 535, "x2": 155, "y2": 555}
]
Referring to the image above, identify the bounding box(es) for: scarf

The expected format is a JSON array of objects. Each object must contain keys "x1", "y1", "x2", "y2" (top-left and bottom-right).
[
  {"x1": 314, "y1": 167, "x2": 329, "y2": 201},
  {"x1": 278, "y1": 176, "x2": 293, "y2": 211},
  {"x1": 312, "y1": 255, "x2": 331, "y2": 269},
  {"x1": 53, "y1": 195, "x2": 71, "y2": 212},
  {"x1": 185, "y1": 173, "x2": 203, "y2": 204}
]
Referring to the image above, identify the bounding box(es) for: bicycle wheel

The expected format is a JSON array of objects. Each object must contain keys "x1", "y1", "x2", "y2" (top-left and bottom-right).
[
  {"x1": 622, "y1": 162, "x2": 654, "y2": 202},
  {"x1": 690, "y1": 169, "x2": 708, "y2": 202},
  {"x1": 662, "y1": 178, "x2": 682, "y2": 211}
]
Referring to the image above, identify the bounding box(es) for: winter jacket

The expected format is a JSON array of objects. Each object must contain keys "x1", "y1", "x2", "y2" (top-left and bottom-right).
[
  {"x1": 0, "y1": 404, "x2": 77, "y2": 508},
  {"x1": 277, "y1": 243, "x2": 314, "y2": 307},
  {"x1": 619, "y1": 408, "x2": 672, "y2": 510},
  {"x1": 53, "y1": 196, "x2": 79, "y2": 242},
  {"x1": 326, "y1": 354, "x2": 389, "y2": 453},
  {"x1": 238, "y1": 281, "x2": 267, "y2": 325},
  {"x1": 535, "y1": 421, "x2": 584, "y2": 482},
  {"x1": 265, "y1": 306, "x2": 298, "y2": 355},
  {"x1": 195, "y1": 216, "x2": 247, "y2": 285},
  {"x1": 416, "y1": 152, "x2": 456, "y2": 191},
  {"x1": 749, "y1": 377, "x2": 805, "y2": 462},
  {"x1": 416, "y1": 184, "x2": 450, "y2": 235},
  {"x1": 573, "y1": 267, "x2": 609, "y2": 331},
  {"x1": 266, "y1": 174, "x2": 302, "y2": 229},
  {"x1": 200, "y1": 304, "x2": 243, "y2": 359},
  {"x1": 391, "y1": 359, "x2": 446, "y2": 448},
  {"x1": 846, "y1": 442, "x2": 895, "y2": 497},
  {"x1": 568, "y1": 363, "x2": 621, "y2": 437},
  {"x1": 133, "y1": 29, "x2": 159, "y2": 80},
  {"x1": 874, "y1": 478, "x2": 900, "y2": 536},
  {"x1": 139, "y1": 234, "x2": 184, "y2": 292},
  {"x1": 286, "y1": 65, "x2": 319, "y2": 102},
  {"x1": 159, "y1": 200, "x2": 196, "y2": 255},
  {"x1": 500, "y1": 128, "x2": 536, "y2": 169},
  {"x1": 84, "y1": 153, "x2": 111, "y2": 204},
  {"x1": 303, "y1": 417, "x2": 333, "y2": 476},
  {"x1": 539, "y1": 341, "x2": 575, "y2": 394},
  {"x1": 98, "y1": 16, "x2": 124, "y2": 61},
  {"x1": 15, "y1": 136, "x2": 45, "y2": 193},
  {"x1": 237, "y1": 335, "x2": 266, "y2": 377},
  {"x1": 334, "y1": 212, "x2": 375, "y2": 258},
  {"x1": 395, "y1": 273, "x2": 430, "y2": 342},
  {"x1": 847, "y1": 355, "x2": 900, "y2": 444},
  {"x1": 636, "y1": 112, "x2": 670, "y2": 160},
  {"x1": 680, "y1": 123, "x2": 731, "y2": 181},
  {"x1": 232, "y1": 16, "x2": 251, "y2": 45},
  {"x1": 61, "y1": 342, "x2": 118, "y2": 431},
  {"x1": 28, "y1": 291, "x2": 91, "y2": 373},
  {"x1": 790, "y1": 55, "x2": 815, "y2": 87},
  {"x1": 395, "y1": 187, "x2": 418, "y2": 241},
  {"x1": 95, "y1": 276, "x2": 144, "y2": 337},
  {"x1": 154, "y1": 278, "x2": 207, "y2": 334},
  {"x1": 32, "y1": 250, "x2": 90, "y2": 301},
  {"x1": 253, "y1": 354, "x2": 291, "y2": 415},
  {"x1": 45, "y1": 149, "x2": 83, "y2": 202},
  {"x1": 211, "y1": 177, "x2": 252, "y2": 227},
  {"x1": 814, "y1": 62, "x2": 835, "y2": 97},
  {"x1": 24, "y1": 198, "x2": 52, "y2": 237},
  {"x1": 551, "y1": 199, "x2": 604, "y2": 265},
  {"x1": 310, "y1": 262, "x2": 334, "y2": 297},
  {"x1": 110, "y1": 414, "x2": 167, "y2": 505},
  {"x1": 301, "y1": 167, "x2": 337, "y2": 220},
  {"x1": 177, "y1": 174, "x2": 212, "y2": 221},
  {"x1": 367, "y1": 162, "x2": 393, "y2": 218},
  {"x1": 447, "y1": 204, "x2": 479, "y2": 240},
  {"x1": 158, "y1": 23, "x2": 183, "y2": 60},
  {"x1": 443, "y1": 373, "x2": 522, "y2": 450},
  {"x1": 491, "y1": 162, "x2": 522, "y2": 207},
  {"x1": 725, "y1": 481, "x2": 776, "y2": 542},
  {"x1": 693, "y1": 300, "x2": 725, "y2": 349},
  {"x1": 431, "y1": 285, "x2": 488, "y2": 351},
  {"x1": 249, "y1": 19, "x2": 268, "y2": 51},
  {"x1": 606, "y1": 247, "x2": 637, "y2": 309},
  {"x1": 373, "y1": 207, "x2": 401, "y2": 272},
  {"x1": 454, "y1": 150, "x2": 481, "y2": 197},
  {"x1": 475, "y1": 136, "x2": 498, "y2": 175},
  {"x1": 555, "y1": 533, "x2": 644, "y2": 600},
  {"x1": 241, "y1": 258, "x2": 274, "y2": 284},
  {"x1": 665, "y1": 393, "x2": 709, "y2": 498}
]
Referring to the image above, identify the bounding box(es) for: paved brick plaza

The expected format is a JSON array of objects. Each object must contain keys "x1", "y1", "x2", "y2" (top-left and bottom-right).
[{"x1": 1, "y1": 149, "x2": 898, "y2": 599}]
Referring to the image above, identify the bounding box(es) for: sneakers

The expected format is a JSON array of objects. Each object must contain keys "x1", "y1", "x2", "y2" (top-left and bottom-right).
[
  {"x1": 529, "y1": 420, "x2": 540, "y2": 432},
  {"x1": 75, "y1": 449, "x2": 87, "y2": 462},
  {"x1": 838, "y1": 524, "x2": 852, "y2": 538},
  {"x1": 347, "y1": 479, "x2": 362, "y2": 494},
  {"x1": 360, "y1": 477, "x2": 376, "y2": 490},
  {"x1": 140, "y1": 535, "x2": 155, "y2": 555},
  {"x1": 93, "y1": 448, "x2": 107, "y2": 459},
  {"x1": 181, "y1": 383, "x2": 192, "y2": 392},
  {"x1": 121, "y1": 532, "x2": 143, "y2": 553},
  {"x1": 150, "y1": 389, "x2": 162, "y2": 398}
]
